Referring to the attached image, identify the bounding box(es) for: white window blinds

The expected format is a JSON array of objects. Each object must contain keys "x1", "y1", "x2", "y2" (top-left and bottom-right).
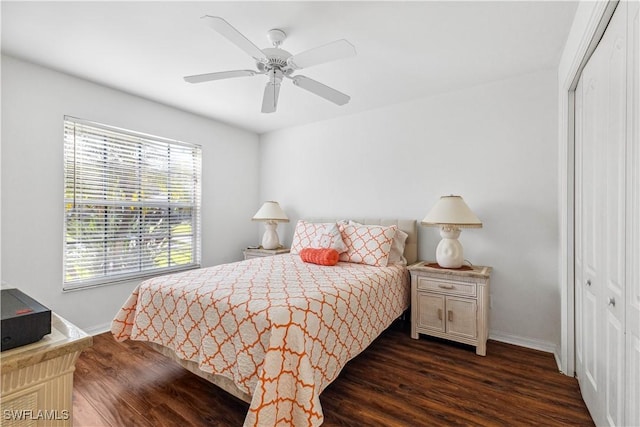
[{"x1": 63, "y1": 117, "x2": 202, "y2": 290}]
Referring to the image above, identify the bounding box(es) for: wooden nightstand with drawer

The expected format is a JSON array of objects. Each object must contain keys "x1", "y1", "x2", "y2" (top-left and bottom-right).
[{"x1": 408, "y1": 261, "x2": 492, "y2": 356}]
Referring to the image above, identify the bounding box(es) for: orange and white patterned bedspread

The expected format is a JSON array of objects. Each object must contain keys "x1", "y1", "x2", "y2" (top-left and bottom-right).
[{"x1": 111, "y1": 254, "x2": 409, "y2": 426}]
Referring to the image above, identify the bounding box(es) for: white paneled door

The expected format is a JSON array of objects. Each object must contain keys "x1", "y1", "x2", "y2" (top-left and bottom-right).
[
  {"x1": 575, "y1": 2, "x2": 639, "y2": 426},
  {"x1": 601, "y1": 5, "x2": 627, "y2": 424},
  {"x1": 626, "y1": 2, "x2": 640, "y2": 426},
  {"x1": 575, "y1": 66, "x2": 603, "y2": 419}
]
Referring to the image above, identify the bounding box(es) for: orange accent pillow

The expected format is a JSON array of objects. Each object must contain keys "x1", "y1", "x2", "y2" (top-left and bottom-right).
[{"x1": 299, "y1": 248, "x2": 340, "y2": 266}]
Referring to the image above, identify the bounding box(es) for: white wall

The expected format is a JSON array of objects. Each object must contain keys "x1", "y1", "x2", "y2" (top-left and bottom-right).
[
  {"x1": 0, "y1": 53, "x2": 563, "y2": 352},
  {"x1": 1, "y1": 55, "x2": 260, "y2": 332},
  {"x1": 260, "y1": 69, "x2": 560, "y2": 351}
]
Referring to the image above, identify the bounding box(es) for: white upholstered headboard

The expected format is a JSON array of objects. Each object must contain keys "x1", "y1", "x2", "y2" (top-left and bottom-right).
[{"x1": 305, "y1": 218, "x2": 418, "y2": 265}]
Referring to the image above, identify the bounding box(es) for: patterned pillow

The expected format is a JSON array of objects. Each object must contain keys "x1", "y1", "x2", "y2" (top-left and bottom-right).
[
  {"x1": 348, "y1": 221, "x2": 408, "y2": 265},
  {"x1": 338, "y1": 223, "x2": 397, "y2": 266},
  {"x1": 290, "y1": 220, "x2": 346, "y2": 254}
]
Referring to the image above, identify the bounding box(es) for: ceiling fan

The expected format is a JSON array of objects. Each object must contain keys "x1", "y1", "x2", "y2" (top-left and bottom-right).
[{"x1": 184, "y1": 16, "x2": 356, "y2": 113}]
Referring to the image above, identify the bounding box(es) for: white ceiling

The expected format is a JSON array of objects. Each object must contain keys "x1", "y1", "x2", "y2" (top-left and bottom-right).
[{"x1": 1, "y1": 1, "x2": 578, "y2": 134}]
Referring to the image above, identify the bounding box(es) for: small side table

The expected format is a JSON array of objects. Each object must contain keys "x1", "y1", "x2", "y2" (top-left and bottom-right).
[
  {"x1": 1, "y1": 313, "x2": 93, "y2": 426},
  {"x1": 243, "y1": 247, "x2": 290, "y2": 260},
  {"x1": 408, "y1": 261, "x2": 492, "y2": 356}
]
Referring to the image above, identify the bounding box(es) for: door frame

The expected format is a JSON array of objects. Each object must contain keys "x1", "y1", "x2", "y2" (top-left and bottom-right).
[{"x1": 559, "y1": 0, "x2": 618, "y2": 376}]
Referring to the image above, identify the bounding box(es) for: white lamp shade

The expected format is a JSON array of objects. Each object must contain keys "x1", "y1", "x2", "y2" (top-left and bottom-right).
[
  {"x1": 252, "y1": 201, "x2": 289, "y2": 222},
  {"x1": 421, "y1": 195, "x2": 482, "y2": 228}
]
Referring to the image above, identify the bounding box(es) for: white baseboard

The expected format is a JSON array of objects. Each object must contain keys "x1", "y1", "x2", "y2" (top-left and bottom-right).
[
  {"x1": 82, "y1": 324, "x2": 566, "y2": 373},
  {"x1": 489, "y1": 329, "x2": 558, "y2": 355},
  {"x1": 83, "y1": 322, "x2": 111, "y2": 336},
  {"x1": 553, "y1": 347, "x2": 564, "y2": 374}
]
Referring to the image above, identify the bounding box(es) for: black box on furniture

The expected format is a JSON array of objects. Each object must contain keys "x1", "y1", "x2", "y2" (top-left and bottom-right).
[{"x1": 1, "y1": 288, "x2": 51, "y2": 351}]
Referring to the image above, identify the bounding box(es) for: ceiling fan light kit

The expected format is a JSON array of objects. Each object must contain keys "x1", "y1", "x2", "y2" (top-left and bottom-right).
[{"x1": 185, "y1": 16, "x2": 356, "y2": 114}]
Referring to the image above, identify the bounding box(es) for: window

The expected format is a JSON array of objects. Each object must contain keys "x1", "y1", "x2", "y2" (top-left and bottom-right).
[{"x1": 63, "y1": 117, "x2": 201, "y2": 290}]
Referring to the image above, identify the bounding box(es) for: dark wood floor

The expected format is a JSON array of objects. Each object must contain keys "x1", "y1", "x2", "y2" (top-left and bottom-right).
[{"x1": 73, "y1": 322, "x2": 594, "y2": 426}]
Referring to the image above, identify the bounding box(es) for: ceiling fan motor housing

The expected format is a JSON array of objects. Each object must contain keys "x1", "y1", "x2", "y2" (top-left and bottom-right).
[{"x1": 257, "y1": 47, "x2": 294, "y2": 75}]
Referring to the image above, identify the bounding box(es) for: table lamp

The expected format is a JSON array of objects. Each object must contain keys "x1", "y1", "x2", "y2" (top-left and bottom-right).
[
  {"x1": 421, "y1": 195, "x2": 482, "y2": 268},
  {"x1": 252, "y1": 201, "x2": 289, "y2": 250}
]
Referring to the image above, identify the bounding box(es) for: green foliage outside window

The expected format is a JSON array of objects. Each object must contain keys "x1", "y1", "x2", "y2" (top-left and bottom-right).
[{"x1": 63, "y1": 117, "x2": 201, "y2": 289}]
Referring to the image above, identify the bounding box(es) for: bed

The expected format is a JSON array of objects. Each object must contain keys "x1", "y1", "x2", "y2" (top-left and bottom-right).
[{"x1": 111, "y1": 218, "x2": 417, "y2": 426}]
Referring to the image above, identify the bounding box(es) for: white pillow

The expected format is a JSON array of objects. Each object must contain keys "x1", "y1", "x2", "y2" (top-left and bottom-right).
[
  {"x1": 290, "y1": 220, "x2": 347, "y2": 254},
  {"x1": 388, "y1": 229, "x2": 408, "y2": 265},
  {"x1": 311, "y1": 222, "x2": 347, "y2": 253}
]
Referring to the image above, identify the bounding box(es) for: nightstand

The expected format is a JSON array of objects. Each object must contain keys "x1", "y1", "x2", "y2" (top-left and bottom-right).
[
  {"x1": 408, "y1": 261, "x2": 492, "y2": 356},
  {"x1": 1, "y1": 313, "x2": 92, "y2": 426},
  {"x1": 243, "y1": 247, "x2": 290, "y2": 260}
]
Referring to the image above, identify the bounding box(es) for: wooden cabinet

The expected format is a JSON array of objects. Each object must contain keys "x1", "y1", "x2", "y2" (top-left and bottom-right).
[
  {"x1": 409, "y1": 262, "x2": 491, "y2": 356},
  {"x1": 243, "y1": 247, "x2": 290, "y2": 260}
]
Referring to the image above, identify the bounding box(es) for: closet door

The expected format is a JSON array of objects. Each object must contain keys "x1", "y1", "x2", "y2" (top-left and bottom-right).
[
  {"x1": 575, "y1": 55, "x2": 601, "y2": 420},
  {"x1": 575, "y1": 2, "x2": 627, "y2": 425},
  {"x1": 574, "y1": 72, "x2": 585, "y2": 413},
  {"x1": 602, "y1": 4, "x2": 627, "y2": 426},
  {"x1": 626, "y1": 1, "x2": 640, "y2": 426}
]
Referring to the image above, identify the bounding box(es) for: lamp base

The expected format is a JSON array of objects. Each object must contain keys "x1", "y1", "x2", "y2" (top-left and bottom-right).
[
  {"x1": 435, "y1": 226, "x2": 464, "y2": 268},
  {"x1": 261, "y1": 222, "x2": 281, "y2": 250}
]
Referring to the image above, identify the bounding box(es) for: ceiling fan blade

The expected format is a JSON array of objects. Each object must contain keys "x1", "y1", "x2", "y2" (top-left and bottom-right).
[
  {"x1": 292, "y1": 75, "x2": 350, "y2": 106},
  {"x1": 287, "y1": 39, "x2": 356, "y2": 70},
  {"x1": 261, "y1": 81, "x2": 281, "y2": 113},
  {"x1": 201, "y1": 16, "x2": 267, "y2": 63},
  {"x1": 184, "y1": 70, "x2": 256, "y2": 84}
]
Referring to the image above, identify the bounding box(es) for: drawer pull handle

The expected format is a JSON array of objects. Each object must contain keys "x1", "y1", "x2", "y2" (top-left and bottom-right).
[
  {"x1": 448, "y1": 310, "x2": 453, "y2": 322},
  {"x1": 437, "y1": 308, "x2": 442, "y2": 320},
  {"x1": 438, "y1": 284, "x2": 455, "y2": 289},
  {"x1": 608, "y1": 297, "x2": 616, "y2": 307},
  {"x1": 586, "y1": 279, "x2": 591, "y2": 286}
]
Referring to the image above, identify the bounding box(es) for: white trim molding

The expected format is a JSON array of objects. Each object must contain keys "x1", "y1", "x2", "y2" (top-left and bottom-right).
[
  {"x1": 557, "y1": 0, "x2": 617, "y2": 376},
  {"x1": 83, "y1": 322, "x2": 112, "y2": 336},
  {"x1": 489, "y1": 330, "x2": 558, "y2": 355}
]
